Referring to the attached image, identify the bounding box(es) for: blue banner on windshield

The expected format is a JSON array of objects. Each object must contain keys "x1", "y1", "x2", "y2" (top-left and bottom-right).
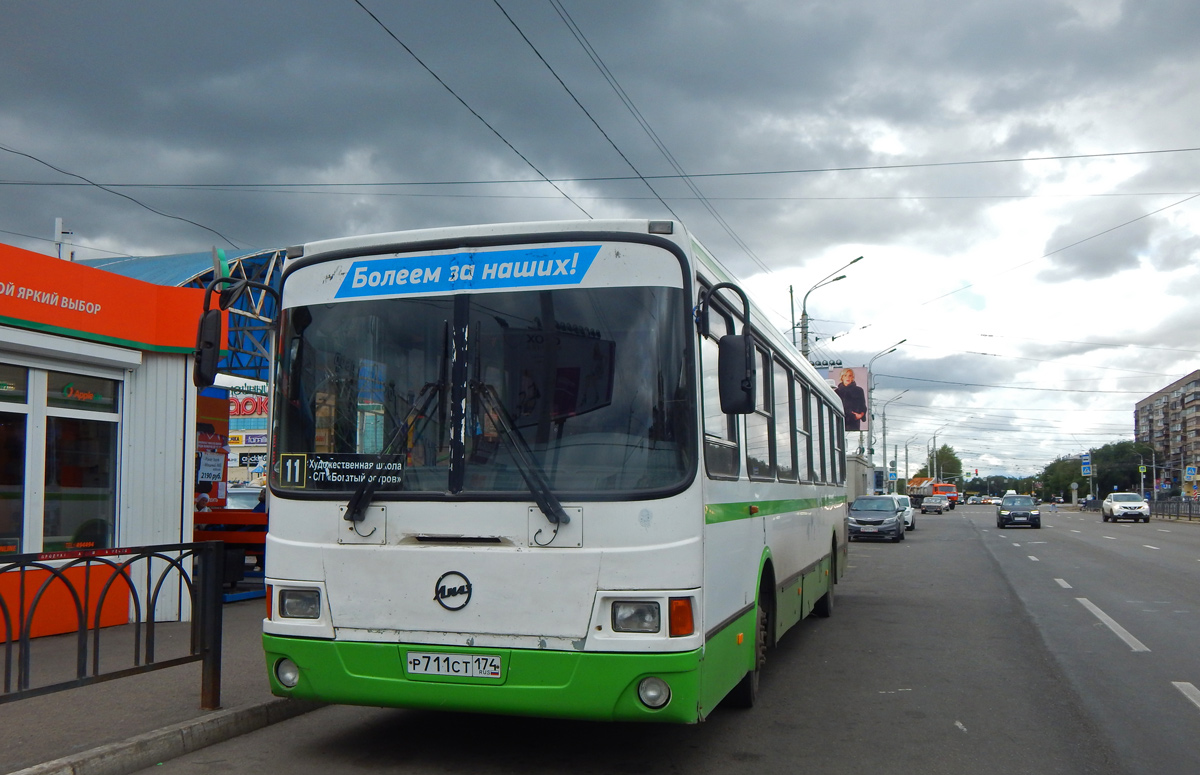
[{"x1": 335, "y1": 245, "x2": 602, "y2": 299}]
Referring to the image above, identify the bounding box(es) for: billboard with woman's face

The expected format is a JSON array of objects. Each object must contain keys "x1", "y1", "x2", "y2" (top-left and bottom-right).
[{"x1": 827, "y1": 366, "x2": 868, "y2": 432}]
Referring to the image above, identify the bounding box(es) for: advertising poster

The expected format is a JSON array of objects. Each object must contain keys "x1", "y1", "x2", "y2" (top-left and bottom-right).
[{"x1": 826, "y1": 366, "x2": 869, "y2": 432}]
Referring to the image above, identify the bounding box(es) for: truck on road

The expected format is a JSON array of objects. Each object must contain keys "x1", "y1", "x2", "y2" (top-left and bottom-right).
[{"x1": 907, "y1": 477, "x2": 959, "y2": 509}]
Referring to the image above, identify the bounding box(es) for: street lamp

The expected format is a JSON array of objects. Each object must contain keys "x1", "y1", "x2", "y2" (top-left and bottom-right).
[
  {"x1": 789, "y1": 256, "x2": 863, "y2": 357},
  {"x1": 880, "y1": 390, "x2": 908, "y2": 492},
  {"x1": 866, "y1": 339, "x2": 906, "y2": 465}
]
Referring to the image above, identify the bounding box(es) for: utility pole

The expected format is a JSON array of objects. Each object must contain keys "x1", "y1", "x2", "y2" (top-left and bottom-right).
[{"x1": 54, "y1": 217, "x2": 74, "y2": 261}]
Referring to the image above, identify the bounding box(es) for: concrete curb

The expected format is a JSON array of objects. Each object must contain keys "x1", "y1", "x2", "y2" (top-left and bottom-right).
[{"x1": 11, "y1": 698, "x2": 323, "y2": 775}]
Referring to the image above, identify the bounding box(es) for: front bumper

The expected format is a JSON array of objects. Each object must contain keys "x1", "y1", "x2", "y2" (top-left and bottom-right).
[
  {"x1": 998, "y1": 511, "x2": 1040, "y2": 526},
  {"x1": 849, "y1": 521, "x2": 901, "y2": 539},
  {"x1": 264, "y1": 634, "x2": 704, "y2": 723}
]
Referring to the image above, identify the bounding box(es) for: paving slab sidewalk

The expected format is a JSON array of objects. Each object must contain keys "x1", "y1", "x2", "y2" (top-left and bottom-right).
[{"x1": 1, "y1": 600, "x2": 319, "y2": 775}]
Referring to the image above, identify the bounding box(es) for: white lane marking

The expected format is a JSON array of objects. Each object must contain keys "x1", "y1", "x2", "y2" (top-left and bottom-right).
[
  {"x1": 1028, "y1": 556, "x2": 1039, "y2": 562},
  {"x1": 1013, "y1": 543, "x2": 1021, "y2": 547},
  {"x1": 1071, "y1": 530, "x2": 1081, "y2": 533},
  {"x1": 1029, "y1": 541, "x2": 1047, "y2": 544},
  {"x1": 1158, "y1": 529, "x2": 1171, "y2": 533},
  {"x1": 1103, "y1": 536, "x2": 1117, "y2": 540},
  {"x1": 1144, "y1": 545, "x2": 1161, "y2": 550},
  {"x1": 1173, "y1": 682, "x2": 1200, "y2": 712},
  {"x1": 1076, "y1": 598, "x2": 1151, "y2": 652},
  {"x1": 955, "y1": 720, "x2": 968, "y2": 733},
  {"x1": 1055, "y1": 578, "x2": 1073, "y2": 589}
]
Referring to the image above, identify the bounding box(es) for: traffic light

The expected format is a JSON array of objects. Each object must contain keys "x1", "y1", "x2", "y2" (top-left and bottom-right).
[{"x1": 975, "y1": 469, "x2": 979, "y2": 475}]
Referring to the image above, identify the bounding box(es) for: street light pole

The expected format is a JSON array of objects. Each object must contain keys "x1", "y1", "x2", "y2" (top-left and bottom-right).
[
  {"x1": 789, "y1": 255, "x2": 863, "y2": 356},
  {"x1": 880, "y1": 390, "x2": 908, "y2": 493},
  {"x1": 866, "y1": 340, "x2": 906, "y2": 469}
]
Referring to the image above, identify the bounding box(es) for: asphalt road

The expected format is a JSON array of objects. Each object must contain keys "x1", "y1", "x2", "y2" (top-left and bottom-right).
[
  {"x1": 132, "y1": 506, "x2": 1200, "y2": 775},
  {"x1": 964, "y1": 503, "x2": 1200, "y2": 773}
]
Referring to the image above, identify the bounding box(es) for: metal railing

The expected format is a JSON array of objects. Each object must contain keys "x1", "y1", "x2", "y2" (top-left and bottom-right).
[
  {"x1": 1152, "y1": 501, "x2": 1200, "y2": 521},
  {"x1": 0, "y1": 541, "x2": 224, "y2": 709}
]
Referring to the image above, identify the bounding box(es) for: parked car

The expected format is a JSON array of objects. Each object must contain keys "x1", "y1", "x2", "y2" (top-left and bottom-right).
[
  {"x1": 848, "y1": 495, "x2": 907, "y2": 542},
  {"x1": 1101, "y1": 492, "x2": 1150, "y2": 523},
  {"x1": 921, "y1": 495, "x2": 949, "y2": 514},
  {"x1": 996, "y1": 494, "x2": 1040, "y2": 529},
  {"x1": 896, "y1": 494, "x2": 916, "y2": 531}
]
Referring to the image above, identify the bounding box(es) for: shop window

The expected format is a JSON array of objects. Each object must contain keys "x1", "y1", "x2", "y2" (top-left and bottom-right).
[
  {"x1": 0, "y1": 363, "x2": 28, "y2": 404},
  {"x1": 0, "y1": 413, "x2": 25, "y2": 554},
  {"x1": 46, "y1": 372, "x2": 119, "y2": 413},
  {"x1": 43, "y1": 417, "x2": 116, "y2": 551}
]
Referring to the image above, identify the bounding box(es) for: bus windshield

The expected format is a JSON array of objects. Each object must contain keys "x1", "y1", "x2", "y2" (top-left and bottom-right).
[{"x1": 274, "y1": 285, "x2": 693, "y2": 498}]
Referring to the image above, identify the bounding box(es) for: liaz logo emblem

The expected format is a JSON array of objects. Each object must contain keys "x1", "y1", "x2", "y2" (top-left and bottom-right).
[{"x1": 434, "y1": 571, "x2": 472, "y2": 611}]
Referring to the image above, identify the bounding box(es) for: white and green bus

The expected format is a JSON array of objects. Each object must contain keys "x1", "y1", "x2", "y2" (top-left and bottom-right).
[{"x1": 224, "y1": 219, "x2": 847, "y2": 723}]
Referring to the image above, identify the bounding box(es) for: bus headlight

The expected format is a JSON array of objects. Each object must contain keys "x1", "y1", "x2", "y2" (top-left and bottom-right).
[
  {"x1": 279, "y1": 588, "x2": 321, "y2": 619},
  {"x1": 638, "y1": 676, "x2": 671, "y2": 708},
  {"x1": 275, "y1": 658, "x2": 300, "y2": 688},
  {"x1": 612, "y1": 601, "x2": 661, "y2": 633}
]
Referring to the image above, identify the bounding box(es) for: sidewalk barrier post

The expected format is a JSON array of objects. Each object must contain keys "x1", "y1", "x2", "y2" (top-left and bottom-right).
[{"x1": 199, "y1": 541, "x2": 224, "y2": 710}]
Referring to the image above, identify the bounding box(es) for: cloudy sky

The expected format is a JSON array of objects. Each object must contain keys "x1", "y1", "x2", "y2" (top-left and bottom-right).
[{"x1": 4, "y1": 0, "x2": 1199, "y2": 480}]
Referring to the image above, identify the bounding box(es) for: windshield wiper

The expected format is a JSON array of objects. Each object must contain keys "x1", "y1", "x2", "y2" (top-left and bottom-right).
[
  {"x1": 344, "y1": 381, "x2": 440, "y2": 523},
  {"x1": 470, "y1": 380, "x2": 570, "y2": 526}
]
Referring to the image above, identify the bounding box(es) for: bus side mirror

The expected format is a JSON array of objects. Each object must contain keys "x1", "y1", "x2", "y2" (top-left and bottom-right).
[
  {"x1": 193, "y1": 309, "x2": 223, "y2": 388},
  {"x1": 718, "y1": 334, "x2": 755, "y2": 414}
]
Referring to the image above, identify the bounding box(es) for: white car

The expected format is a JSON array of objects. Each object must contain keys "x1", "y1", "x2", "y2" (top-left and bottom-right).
[
  {"x1": 896, "y1": 495, "x2": 916, "y2": 531},
  {"x1": 1102, "y1": 492, "x2": 1149, "y2": 523}
]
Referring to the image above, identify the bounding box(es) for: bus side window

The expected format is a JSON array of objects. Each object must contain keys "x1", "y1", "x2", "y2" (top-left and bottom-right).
[
  {"x1": 812, "y1": 393, "x2": 827, "y2": 482},
  {"x1": 834, "y1": 413, "x2": 846, "y2": 484},
  {"x1": 825, "y1": 403, "x2": 840, "y2": 482},
  {"x1": 746, "y1": 346, "x2": 774, "y2": 480},
  {"x1": 699, "y1": 294, "x2": 739, "y2": 478},
  {"x1": 794, "y1": 378, "x2": 811, "y2": 482},
  {"x1": 775, "y1": 365, "x2": 796, "y2": 482}
]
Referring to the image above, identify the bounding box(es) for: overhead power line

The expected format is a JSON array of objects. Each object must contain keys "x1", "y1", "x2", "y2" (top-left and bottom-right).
[
  {"x1": 876, "y1": 373, "x2": 1154, "y2": 394},
  {"x1": 0, "y1": 144, "x2": 242, "y2": 248},
  {"x1": 3, "y1": 147, "x2": 1194, "y2": 191},
  {"x1": 545, "y1": 0, "x2": 771, "y2": 275},
  {"x1": 350, "y1": 0, "x2": 590, "y2": 218},
  {"x1": 489, "y1": 0, "x2": 681, "y2": 222}
]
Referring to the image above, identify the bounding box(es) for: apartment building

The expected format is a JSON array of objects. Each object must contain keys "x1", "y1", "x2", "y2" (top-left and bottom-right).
[{"x1": 1134, "y1": 369, "x2": 1200, "y2": 496}]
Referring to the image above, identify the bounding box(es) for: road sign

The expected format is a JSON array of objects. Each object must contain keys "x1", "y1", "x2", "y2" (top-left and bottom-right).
[
  {"x1": 888, "y1": 472, "x2": 897, "y2": 481},
  {"x1": 1139, "y1": 466, "x2": 1147, "y2": 473},
  {"x1": 1187, "y1": 466, "x2": 1197, "y2": 477},
  {"x1": 1081, "y1": 453, "x2": 1091, "y2": 464},
  {"x1": 1081, "y1": 464, "x2": 1092, "y2": 476}
]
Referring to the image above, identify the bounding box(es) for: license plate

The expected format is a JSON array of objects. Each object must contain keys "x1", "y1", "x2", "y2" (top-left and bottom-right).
[
  {"x1": 861, "y1": 526, "x2": 878, "y2": 532},
  {"x1": 406, "y1": 652, "x2": 503, "y2": 679},
  {"x1": 1014, "y1": 516, "x2": 1027, "y2": 521}
]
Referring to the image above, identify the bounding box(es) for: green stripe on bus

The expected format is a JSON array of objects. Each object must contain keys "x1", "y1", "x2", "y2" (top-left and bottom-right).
[{"x1": 705, "y1": 495, "x2": 846, "y2": 524}]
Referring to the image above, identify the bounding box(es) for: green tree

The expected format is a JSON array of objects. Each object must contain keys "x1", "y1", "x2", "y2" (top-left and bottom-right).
[
  {"x1": 1037, "y1": 441, "x2": 1151, "y2": 501},
  {"x1": 912, "y1": 445, "x2": 964, "y2": 483}
]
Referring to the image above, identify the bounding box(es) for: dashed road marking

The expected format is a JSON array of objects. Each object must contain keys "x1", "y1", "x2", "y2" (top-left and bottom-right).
[
  {"x1": 1055, "y1": 578, "x2": 1072, "y2": 589},
  {"x1": 1103, "y1": 536, "x2": 1117, "y2": 540},
  {"x1": 1144, "y1": 545, "x2": 1161, "y2": 550},
  {"x1": 1028, "y1": 556, "x2": 1039, "y2": 561},
  {"x1": 1173, "y1": 682, "x2": 1200, "y2": 712},
  {"x1": 1076, "y1": 598, "x2": 1151, "y2": 652}
]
